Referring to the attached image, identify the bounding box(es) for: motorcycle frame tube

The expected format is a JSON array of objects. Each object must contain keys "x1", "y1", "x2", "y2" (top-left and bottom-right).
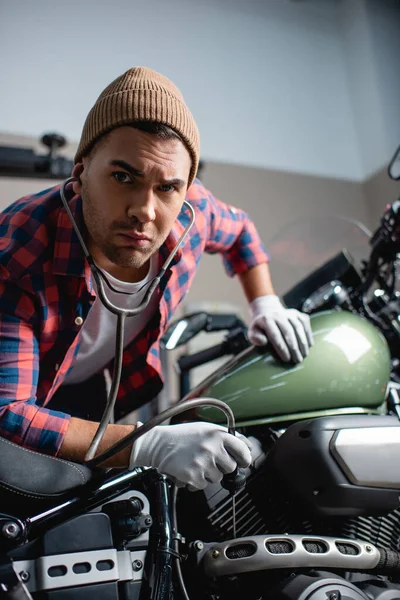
[
  {"x1": 5, "y1": 468, "x2": 178, "y2": 600},
  {"x1": 6, "y1": 468, "x2": 150, "y2": 547}
]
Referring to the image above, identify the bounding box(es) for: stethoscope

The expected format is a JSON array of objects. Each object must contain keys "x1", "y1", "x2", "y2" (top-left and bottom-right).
[{"x1": 60, "y1": 177, "x2": 196, "y2": 461}]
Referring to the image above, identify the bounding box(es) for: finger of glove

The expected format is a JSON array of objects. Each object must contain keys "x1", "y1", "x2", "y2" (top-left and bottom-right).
[
  {"x1": 187, "y1": 481, "x2": 210, "y2": 492},
  {"x1": 215, "y1": 448, "x2": 239, "y2": 475},
  {"x1": 189, "y1": 461, "x2": 223, "y2": 491},
  {"x1": 287, "y1": 313, "x2": 309, "y2": 359},
  {"x1": 248, "y1": 325, "x2": 268, "y2": 346},
  {"x1": 234, "y1": 431, "x2": 253, "y2": 452},
  {"x1": 171, "y1": 466, "x2": 216, "y2": 492},
  {"x1": 259, "y1": 318, "x2": 292, "y2": 362},
  {"x1": 172, "y1": 477, "x2": 188, "y2": 489},
  {"x1": 223, "y1": 435, "x2": 252, "y2": 469},
  {"x1": 275, "y1": 318, "x2": 303, "y2": 363},
  {"x1": 209, "y1": 424, "x2": 252, "y2": 454},
  {"x1": 187, "y1": 479, "x2": 208, "y2": 492},
  {"x1": 298, "y1": 312, "x2": 314, "y2": 347}
]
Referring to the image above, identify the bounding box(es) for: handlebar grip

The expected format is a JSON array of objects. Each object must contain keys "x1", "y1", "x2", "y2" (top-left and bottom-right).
[
  {"x1": 178, "y1": 342, "x2": 227, "y2": 372},
  {"x1": 206, "y1": 314, "x2": 244, "y2": 332}
]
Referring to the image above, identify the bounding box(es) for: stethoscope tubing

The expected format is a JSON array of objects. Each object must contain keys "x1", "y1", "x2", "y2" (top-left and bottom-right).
[{"x1": 59, "y1": 177, "x2": 196, "y2": 461}]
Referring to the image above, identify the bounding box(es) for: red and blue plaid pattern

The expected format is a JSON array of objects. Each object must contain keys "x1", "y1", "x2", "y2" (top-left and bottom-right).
[{"x1": 0, "y1": 180, "x2": 268, "y2": 456}]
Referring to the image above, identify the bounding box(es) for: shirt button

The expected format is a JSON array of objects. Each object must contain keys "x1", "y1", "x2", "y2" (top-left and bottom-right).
[{"x1": 75, "y1": 316, "x2": 84, "y2": 326}]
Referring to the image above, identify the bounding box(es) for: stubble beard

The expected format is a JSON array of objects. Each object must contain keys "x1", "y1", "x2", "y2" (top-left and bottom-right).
[
  {"x1": 81, "y1": 183, "x2": 163, "y2": 270},
  {"x1": 101, "y1": 240, "x2": 156, "y2": 270}
]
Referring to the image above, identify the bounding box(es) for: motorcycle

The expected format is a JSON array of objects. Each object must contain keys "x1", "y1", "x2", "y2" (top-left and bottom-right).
[{"x1": 1, "y1": 146, "x2": 400, "y2": 600}]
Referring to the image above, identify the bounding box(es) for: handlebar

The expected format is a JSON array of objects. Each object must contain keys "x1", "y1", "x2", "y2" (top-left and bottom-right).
[
  {"x1": 178, "y1": 341, "x2": 228, "y2": 372},
  {"x1": 177, "y1": 328, "x2": 250, "y2": 374},
  {"x1": 205, "y1": 314, "x2": 245, "y2": 332}
]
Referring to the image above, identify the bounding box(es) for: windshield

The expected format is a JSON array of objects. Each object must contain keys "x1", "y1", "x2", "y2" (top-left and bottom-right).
[{"x1": 266, "y1": 215, "x2": 372, "y2": 297}]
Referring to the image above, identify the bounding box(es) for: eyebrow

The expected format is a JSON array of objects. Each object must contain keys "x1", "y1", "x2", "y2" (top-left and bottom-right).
[
  {"x1": 109, "y1": 159, "x2": 186, "y2": 188},
  {"x1": 109, "y1": 159, "x2": 144, "y2": 177}
]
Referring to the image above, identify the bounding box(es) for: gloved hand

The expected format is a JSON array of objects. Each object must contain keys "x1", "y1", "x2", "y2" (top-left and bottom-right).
[
  {"x1": 129, "y1": 422, "x2": 252, "y2": 491},
  {"x1": 248, "y1": 294, "x2": 313, "y2": 363}
]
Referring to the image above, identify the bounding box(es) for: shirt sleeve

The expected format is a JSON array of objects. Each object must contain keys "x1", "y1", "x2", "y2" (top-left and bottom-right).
[
  {"x1": 0, "y1": 280, "x2": 70, "y2": 456},
  {"x1": 201, "y1": 185, "x2": 269, "y2": 277}
]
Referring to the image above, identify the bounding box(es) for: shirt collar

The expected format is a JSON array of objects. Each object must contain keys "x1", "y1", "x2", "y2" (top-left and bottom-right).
[
  {"x1": 159, "y1": 200, "x2": 193, "y2": 268},
  {"x1": 158, "y1": 228, "x2": 184, "y2": 269}
]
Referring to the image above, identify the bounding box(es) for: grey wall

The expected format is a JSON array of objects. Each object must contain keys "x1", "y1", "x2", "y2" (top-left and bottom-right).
[
  {"x1": 0, "y1": 0, "x2": 364, "y2": 180},
  {"x1": 192, "y1": 161, "x2": 370, "y2": 315}
]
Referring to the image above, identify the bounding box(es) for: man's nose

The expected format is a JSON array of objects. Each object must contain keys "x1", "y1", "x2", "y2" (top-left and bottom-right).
[{"x1": 126, "y1": 189, "x2": 156, "y2": 223}]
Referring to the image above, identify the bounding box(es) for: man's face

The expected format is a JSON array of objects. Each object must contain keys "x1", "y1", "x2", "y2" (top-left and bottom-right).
[{"x1": 72, "y1": 126, "x2": 191, "y2": 282}]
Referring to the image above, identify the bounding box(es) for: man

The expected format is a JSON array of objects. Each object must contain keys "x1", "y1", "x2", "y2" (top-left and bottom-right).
[{"x1": 0, "y1": 67, "x2": 312, "y2": 491}]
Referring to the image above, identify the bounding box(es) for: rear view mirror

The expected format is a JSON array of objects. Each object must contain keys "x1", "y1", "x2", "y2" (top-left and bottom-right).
[
  {"x1": 161, "y1": 312, "x2": 246, "y2": 350},
  {"x1": 388, "y1": 145, "x2": 400, "y2": 180},
  {"x1": 161, "y1": 312, "x2": 208, "y2": 349}
]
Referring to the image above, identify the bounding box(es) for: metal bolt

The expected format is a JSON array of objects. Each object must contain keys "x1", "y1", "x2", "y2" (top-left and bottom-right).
[
  {"x1": 19, "y1": 571, "x2": 30, "y2": 583},
  {"x1": 194, "y1": 541, "x2": 204, "y2": 552},
  {"x1": 329, "y1": 594, "x2": 339, "y2": 600},
  {"x1": 2, "y1": 522, "x2": 20, "y2": 539},
  {"x1": 365, "y1": 545, "x2": 373, "y2": 553},
  {"x1": 144, "y1": 517, "x2": 152, "y2": 527},
  {"x1": 211, "y1": 550, "x2": 220, "y2": 559},
  {"x1": 132, "y1": 559, "x2": 143, "y2": 572}
]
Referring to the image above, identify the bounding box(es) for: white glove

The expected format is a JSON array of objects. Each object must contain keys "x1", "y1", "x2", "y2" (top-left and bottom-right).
[
  {"x1": 248, "y1": 295, "x2": 313, "y2": 363},
  {"x1": 129, "y1": 421, "x2": 252, "y2": 491}
]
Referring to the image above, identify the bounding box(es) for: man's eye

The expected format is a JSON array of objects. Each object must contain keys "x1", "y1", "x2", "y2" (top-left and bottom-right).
[
  {"x1": 159, "y1": 184, "x2": 175, "y2": 193},
  {"x1": 112, "y1": 172, "x2": 132, "y2": 183}
]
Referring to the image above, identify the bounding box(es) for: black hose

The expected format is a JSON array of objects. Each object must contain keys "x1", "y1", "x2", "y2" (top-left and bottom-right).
[{"x1": 374, "y1": 548, "x2": 400, "y2": 574}]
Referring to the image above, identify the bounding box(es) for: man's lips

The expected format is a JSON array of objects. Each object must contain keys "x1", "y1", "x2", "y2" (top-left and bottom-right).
[
  {"x1": 120, "y1": 232, "x2": 150, "y2": 241},
  {"x1": 117, "y1": 232, "x2": 152, "y2": 247}
]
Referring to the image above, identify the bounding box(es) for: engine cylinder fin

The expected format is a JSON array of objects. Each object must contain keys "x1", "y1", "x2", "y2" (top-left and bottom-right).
[{"x1": 341, "y1": 508, "x2": 400, "y2": 551}]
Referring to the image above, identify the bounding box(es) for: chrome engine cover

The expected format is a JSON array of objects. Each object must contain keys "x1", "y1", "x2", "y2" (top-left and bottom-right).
[{"x1": 331, "y1": 426, "x2": 400, "y2": 488}]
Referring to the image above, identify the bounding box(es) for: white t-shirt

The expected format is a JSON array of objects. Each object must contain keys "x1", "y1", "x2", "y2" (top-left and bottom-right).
[{"x1": 64, "y1": 258, "x2": 160, "y2": 384}]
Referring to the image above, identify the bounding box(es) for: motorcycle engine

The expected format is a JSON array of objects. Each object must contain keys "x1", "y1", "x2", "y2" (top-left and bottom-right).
[
  {"x1": 262, "y1": 572, "x2": 400, "y2": 599},
  {"x1": 177, "y1": 416, "x2": 400, "y2": 600}
]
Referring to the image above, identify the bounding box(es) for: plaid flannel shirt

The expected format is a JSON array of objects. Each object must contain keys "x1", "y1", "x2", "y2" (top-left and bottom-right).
[{"x1": 0, "y1": 179, "x2": 268, "y2": 456}]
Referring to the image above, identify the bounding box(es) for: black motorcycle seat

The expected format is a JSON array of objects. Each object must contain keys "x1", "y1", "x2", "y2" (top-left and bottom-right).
[{"x1": 0, "y1": 436, "x2": 93, "y2": 515}]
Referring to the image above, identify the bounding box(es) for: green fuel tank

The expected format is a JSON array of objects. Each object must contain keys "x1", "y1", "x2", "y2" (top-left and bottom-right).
[{"x1": 187, "y1": 311, "x2": 391, "y2": 427}]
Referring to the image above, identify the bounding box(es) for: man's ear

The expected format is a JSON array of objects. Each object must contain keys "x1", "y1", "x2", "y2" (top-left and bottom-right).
[{"x1": 71, "y1": 163, "x2": 84, "y2": 194}]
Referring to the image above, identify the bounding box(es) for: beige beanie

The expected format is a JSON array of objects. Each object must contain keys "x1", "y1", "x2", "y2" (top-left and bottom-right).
[{"x1": 75, "y1": 66, "x2": 200, "y2": 187}]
